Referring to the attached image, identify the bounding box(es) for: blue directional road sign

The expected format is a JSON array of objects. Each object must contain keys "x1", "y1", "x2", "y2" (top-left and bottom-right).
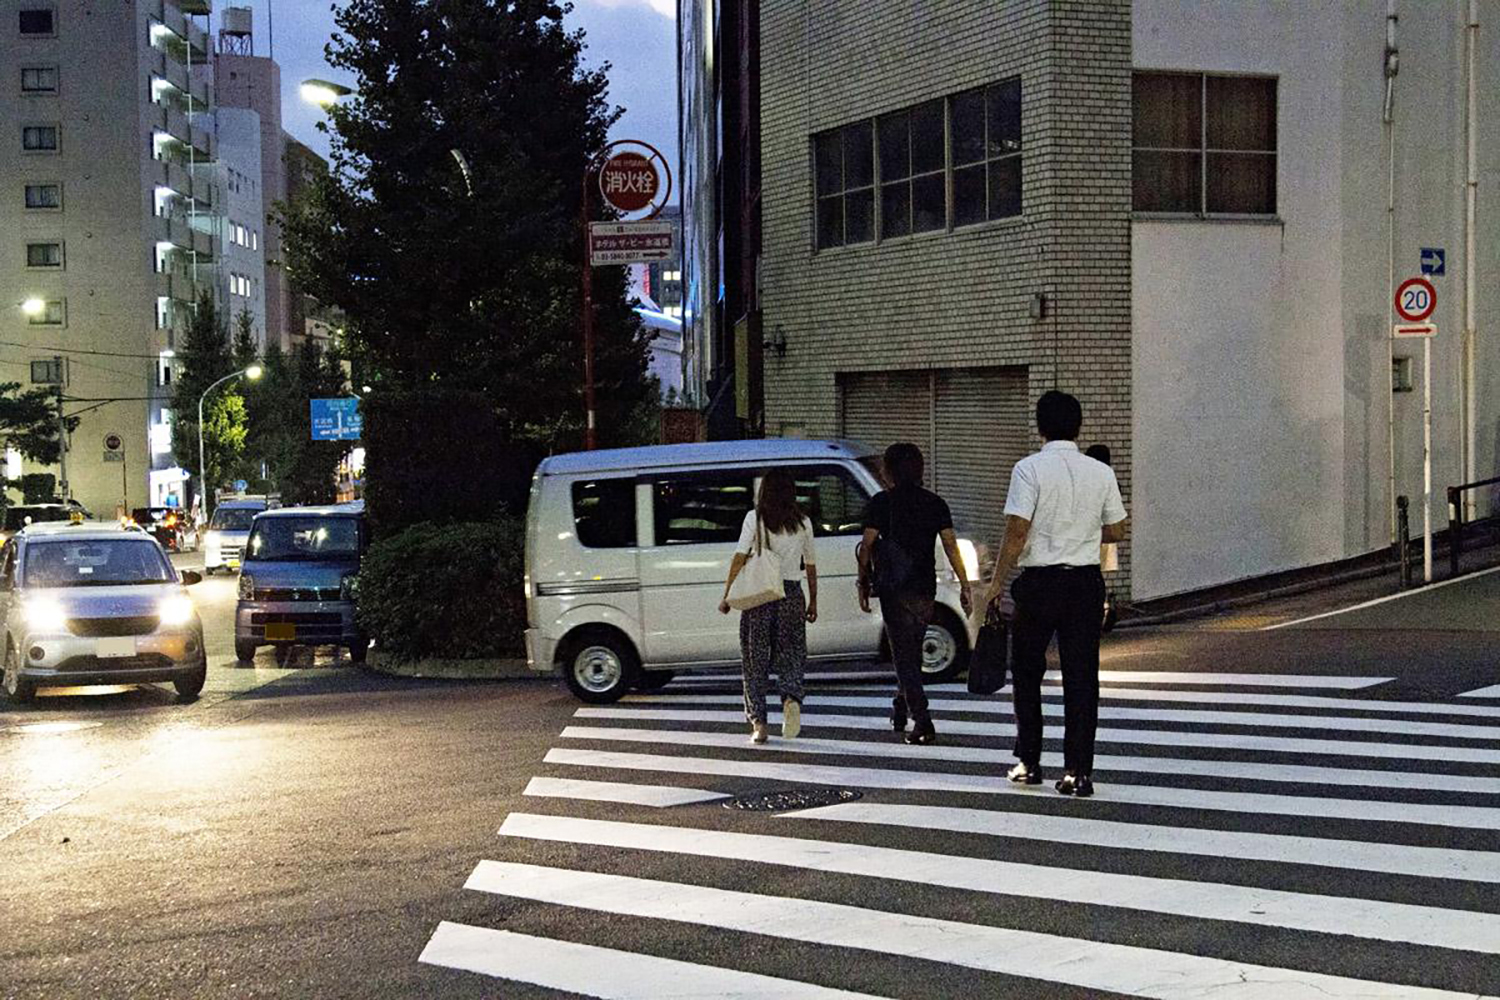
[
  {"x1": 1420, "y1": 248, "x2": 1445, "y2": 276},
  {"x1": 310, "y1": 398, "x2": 363, "y2": 441}
]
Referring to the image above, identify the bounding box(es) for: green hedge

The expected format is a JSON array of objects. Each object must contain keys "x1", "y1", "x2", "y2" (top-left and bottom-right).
[{"x1": 356, "y1": 518, "x2": 525, "y2": 663}]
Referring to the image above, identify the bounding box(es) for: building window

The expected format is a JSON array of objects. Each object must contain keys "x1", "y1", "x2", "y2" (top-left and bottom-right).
[
  {"x1": 152, "y1": 410, "x2": 173, "y2": 455},
  {"x1": 951, "y1": 79, "x2": 1022, "y2": 226},
  {"x1": 21, "y1": 66, "x2": 56, "y2": 93},
  {"x1": 158, "y1": 352, "x2": 174, "y2": 388},
  {"x1": 1133, "y1": 72, "x2": 1277, "y2": 215},
  {"x1": 28, "y1": 299, "x2": 64, "y2": 325},
  {"x1": 22, "y1": 125, "x2": 58, "y2": 151},
  {"x1": 877, "y1": 100, "x2": 945, "y2": 239},
  {"x1": 19, "y1": 9, "x2": 55, "y2": 35},
  {"x1": 25, "y1": 242, "x2": 62, "y2": 268},
  {"x1": 25, "y1": 182, "x2": 60, "y2": 209},
  {"x1": 814, "y1": 121, "x2": 874, "y2": 248}
]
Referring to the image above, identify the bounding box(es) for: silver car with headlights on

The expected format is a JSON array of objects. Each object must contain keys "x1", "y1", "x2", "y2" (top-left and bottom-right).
[{"x1": 0, "y1": 521, "x2": 206, "y2": 703}]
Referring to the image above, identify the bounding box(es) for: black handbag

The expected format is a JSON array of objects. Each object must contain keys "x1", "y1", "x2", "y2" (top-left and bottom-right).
[
  {"x1": 870, "y1": 494, "x2": 915, "y2": 597},
  {"x1": 967, "y1": 607, "x2": 1009, "y2": 695}
]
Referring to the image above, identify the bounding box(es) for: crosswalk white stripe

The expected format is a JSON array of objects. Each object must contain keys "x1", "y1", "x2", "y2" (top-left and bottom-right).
[
  {"x1": 499, "y1": 813, "x2": 1500, "y2": 954},
  {"x1": 524, "y1": 776, "x2": 729, "y2": 807},
  {"x1": 787, "y1": 802, "x2": 1500, "y2": 885},
  {"x1": 558, "y1": 725, "x2": 1500, "y2": 795},
  {"x1": 625, "y1": 693, "x2": 1500, "y2": 742},
  {"x1": 671, "y1": 671, "x2": 1395, "y2": 689},
  {"x1": 543, "y1": 747, "x2": 1500, "y2": 830},
  {"x1": 465, "y1": 861, "x2": 1482, "y2": 1000},
  {"x1": 1458, "y1": 684, "x2": 1500, "y2": 699},
  {"x1": 420, "y1": 922, "x2": 887, "y2": 999},
  {"x1": 821, "y1": 685, "x2": 1500, "y2": 719},
  {"x1": 575, "y1": 706, "x2": 1500, "y2": 765}
]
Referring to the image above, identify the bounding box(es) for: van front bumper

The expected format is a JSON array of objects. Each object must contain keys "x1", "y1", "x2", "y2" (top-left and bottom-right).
[
  {"x1": 525, "y1": 629, "x2": 557, "y2": 673},
  {"x1": 236, "y1": 600, "x2": 361, "y2": 647}
]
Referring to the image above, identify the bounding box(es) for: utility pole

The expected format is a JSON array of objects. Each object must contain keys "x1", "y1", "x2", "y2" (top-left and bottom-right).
[{"x1": 53, "y1": 355, "x2": 68, "y2": 500}]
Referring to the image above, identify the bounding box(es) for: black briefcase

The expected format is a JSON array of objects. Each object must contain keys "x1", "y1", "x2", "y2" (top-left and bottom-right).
[{"x1": 967, "y1": 609, "x2": 1009, "y2": 695}]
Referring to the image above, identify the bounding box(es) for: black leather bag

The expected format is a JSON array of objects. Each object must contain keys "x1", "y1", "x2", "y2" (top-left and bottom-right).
[{"x1": 967, "y1": 608, "x2": 1009, "y2": 695}]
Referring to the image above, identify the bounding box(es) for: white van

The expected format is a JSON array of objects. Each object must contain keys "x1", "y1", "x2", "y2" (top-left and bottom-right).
[{"x1": 524, "y1": 439, "x2": 981, "y2": 702}]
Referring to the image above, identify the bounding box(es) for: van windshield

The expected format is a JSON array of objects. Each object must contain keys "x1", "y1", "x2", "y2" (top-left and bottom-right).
[
  {"x1": 210, "y1": 507, "x2": 259, "y2": 531},
  {"x1": 245, "y1": 517, "x2": 360, "y2": 562}
]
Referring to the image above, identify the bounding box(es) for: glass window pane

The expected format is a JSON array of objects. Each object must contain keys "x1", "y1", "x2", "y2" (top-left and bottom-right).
[
  {"x1": 911, "y1": 100, "x2": 944, "y2": 175},
  {"x1": 653, "y1": 473, "x2": 756, "y2": 545},
  {"x1": 817, "y1": 195, "x2": 843, "y2": 247},
  {"x1": 1133, "y1": 73, "x2": 1201, "y2": 149},
  {"x1": 912, "y1": 172, "x2": 945, "y2": 233},
  {"x1": 572, "y1": 479, "x2": 637, "y2": 548},
  {"x1": 880, "y1": 182, "x2": 910, "y2": 239},
  {"x1": 953, "y1": 164, "x2": 985, "y2": 227},
  {"x1": 845, "y1": 188, "x2": 874, "y2": 244},
  {"x1": 878, "y1": 111, "x2": 910, "y2": 182},
  {"x1": 988, "y1": 156, "x2": 1022, "y2": 219},
  {"x1": 19, "y1": 10, "x2": 54, "y2": 34},
  {"x1": 791, "y1": 466, "x2": 872, "y2": 537},
  {"x1": 1133, "y1": 149, "x2": 1200, "y2": 212},
  {"x1": 815, "y1": 131, "x2": 842, "y2": 196},
  {"x1": 843, "y1": 121, "x2": 873, "y2": 189},
  {"x1": 1207, "y1": 77, "x2": 1276, "y2": 151},
  {"x1": 951, "y1": 89, "x2": 986, "y2": 166},
  {"x1": 1207, "y1": 152, "x2": 1275, "y2": 214},
  {"x1": 988, "y1": 78, "x2": 1022, "y2": 155}
]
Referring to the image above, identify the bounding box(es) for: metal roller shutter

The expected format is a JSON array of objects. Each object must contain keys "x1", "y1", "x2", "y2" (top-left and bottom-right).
[
  {"x1": 837, "y1": 370, "x2": 933, "y2": 460},
  {"x1": 932, "y1": 367, "x2": 1031, "y2": 554}
]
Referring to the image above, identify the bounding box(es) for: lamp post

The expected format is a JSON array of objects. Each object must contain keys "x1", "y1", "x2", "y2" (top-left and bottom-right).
[{"x1": 198, "y1": 364, "x2": 262, "y2": 514}]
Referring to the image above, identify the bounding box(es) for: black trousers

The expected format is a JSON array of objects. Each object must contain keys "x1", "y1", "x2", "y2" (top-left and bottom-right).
[
  {"x1": 1010, "y1": 566, "x2": 1105, "y2": 774},
  {"x1": 882, "y1": 589, "x2": 934, "y2": 723}
]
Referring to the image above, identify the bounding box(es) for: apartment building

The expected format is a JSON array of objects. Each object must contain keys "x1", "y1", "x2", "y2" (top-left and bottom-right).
[
  {"x1": 218, "y1": 106, "x2": 266, "y2": 351},
  {"x1": 2, "y1": 0, "x2": 218, "y2": 515}
]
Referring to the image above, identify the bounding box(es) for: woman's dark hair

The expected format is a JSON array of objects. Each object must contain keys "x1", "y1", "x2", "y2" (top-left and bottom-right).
[
  {"x1": 756, "y1": 468, "x2": 805, "y2": 535},
  {"x1": 1036, "y1": 390, "x2": 1083, "y2": 441},
  {"x1": 1085, "y1": 443, "x2": 1111, "y2": 466},
  {"x1": 883, "y1": 442, "x2": 925, "y2": 488}
]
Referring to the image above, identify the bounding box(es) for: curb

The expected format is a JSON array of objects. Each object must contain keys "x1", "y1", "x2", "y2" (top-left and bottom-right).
[
  {"x1": 1116, "y1": 561, "x2": 1395, "y2": 629},
  {"x1": 366, "y1": 649, "x2": 536, "y2": 681}
]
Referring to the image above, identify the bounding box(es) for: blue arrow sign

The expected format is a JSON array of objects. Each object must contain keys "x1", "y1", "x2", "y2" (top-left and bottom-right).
[
  {"x1": 310, "y1": 398, "x2": 363, "y2": 441},
  {"x1": 1420, "y1": 248, "x2": 1445, "y2": 276}
]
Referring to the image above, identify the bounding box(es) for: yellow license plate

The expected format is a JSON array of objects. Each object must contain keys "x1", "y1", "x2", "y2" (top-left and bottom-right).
[{"x1": 264, "y1": 623, "x2": 296, "y2": 641}]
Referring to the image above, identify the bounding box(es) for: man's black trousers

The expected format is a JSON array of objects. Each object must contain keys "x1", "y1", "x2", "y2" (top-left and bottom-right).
[{"x1": 1009, "y1": 565, "x2": 1105, "y2": 774}]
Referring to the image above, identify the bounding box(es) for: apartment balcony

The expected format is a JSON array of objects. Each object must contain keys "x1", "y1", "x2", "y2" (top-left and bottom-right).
[
  {"x1": 175, "y1": 0, "x2": 213, "y2": 15},
  {"x1": 155, "y1": 269, "x2": 209, "y2": 304},
  {"x1": 153, "y1": 216, "x2": 216, "y2": 258}
]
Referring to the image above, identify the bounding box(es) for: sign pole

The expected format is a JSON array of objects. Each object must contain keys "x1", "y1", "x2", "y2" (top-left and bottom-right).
[
  {"x1": 581, "y1": 165, "x2": 597, "y2": 451},
  {"x1": 1423, "y1": 334, "x2": 1433, "y2": 582}
]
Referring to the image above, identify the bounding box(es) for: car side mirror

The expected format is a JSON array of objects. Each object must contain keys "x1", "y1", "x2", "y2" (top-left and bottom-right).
[{"x1": 180, "y1": 570, "x2": 202, "y2": 586}]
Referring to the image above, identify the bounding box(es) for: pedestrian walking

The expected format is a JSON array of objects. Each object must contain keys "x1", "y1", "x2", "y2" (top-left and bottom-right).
[
  {"x1": 719, "y1": 469, "x2": 819, "y2": 744},
  {"x1": 983, "y1": 392, "x2": 1127, "y2": 796},
  {"x1": 858, "y1": 443, "x2": 973, "y2": 745}
]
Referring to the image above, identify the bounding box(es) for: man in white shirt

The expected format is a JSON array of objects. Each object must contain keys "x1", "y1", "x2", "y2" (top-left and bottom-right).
[{"x1": 982, "y1": 391, "x2": 1128, "y2": 797}]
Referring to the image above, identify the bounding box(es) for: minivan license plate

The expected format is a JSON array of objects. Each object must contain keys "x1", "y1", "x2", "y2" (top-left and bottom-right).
[
  {"x1": 96, "y1": 638, "x2": 135, "y2": 659},
  {"x1": 265, "y1": 623, "x2": 295, "y2": 641}
]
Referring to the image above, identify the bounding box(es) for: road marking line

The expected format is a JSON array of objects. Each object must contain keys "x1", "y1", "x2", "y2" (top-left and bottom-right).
[
  {"x1": 524, "y1": 776, "x2": 729, "y2": 807},
  {"x1": 1261, "y1": 564, "x2": 1500, "y2": 630},
  {"x1": 674, "y1": 671, "x2": 1394, "y2": 689},
  {"x1": 788, "y1": 802, "x2": 1500, "y2": 884},
  {"x1": 575, "y1": 706, "x2": 1500, "y2": 765},
  {"x1": 1458, "y1": 684, "x2": 1500, "y2": 699},
  {"x1": 543, "y1": 747, "x2": 1500, "y2": 830},
  {"x1": 624, "y1": 693, "x2": 1500, "y2": 741},
  {"x1": 464, "y1": 861, "x2": 1478, "y2": 1000},
  {"x1": 419, "y1": 922, "x2": 885, "y2": 999},
  {"x1": 557, "y1": 725, "x2": 1500, "y2": 795},
  {"x1": 499, "y1": 813, "x2": 1500, "y2": 954}
]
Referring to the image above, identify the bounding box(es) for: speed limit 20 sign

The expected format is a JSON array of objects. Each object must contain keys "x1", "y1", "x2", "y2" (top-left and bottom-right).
[{"x1": 1395, "y1": 277, "x2": 1436, "y2": 323}]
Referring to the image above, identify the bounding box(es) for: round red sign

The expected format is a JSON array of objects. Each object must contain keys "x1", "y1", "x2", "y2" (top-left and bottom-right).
[
  {"x1": 598, "y1": 152, "x2": 659, "y2": 213},
  {"x1": 1395, "y1": 276, "x2": 1437, "y2": 322}
]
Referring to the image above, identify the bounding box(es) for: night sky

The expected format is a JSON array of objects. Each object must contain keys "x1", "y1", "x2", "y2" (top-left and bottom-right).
[{"x1": 218, "y1": 0, "x2": 677, "y2": 167}]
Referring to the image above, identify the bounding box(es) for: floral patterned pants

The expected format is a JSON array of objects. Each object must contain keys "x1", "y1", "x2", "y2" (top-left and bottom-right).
[{"x1": 738, "y1": 580, "x2": 807, "y2": 723}]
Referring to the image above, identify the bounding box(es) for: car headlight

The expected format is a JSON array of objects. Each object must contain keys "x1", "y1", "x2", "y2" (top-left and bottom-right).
[
  {"x1": 23, "y1": 597, "x2": 68, "y2": 632},
  {"x1": 956, "y1": 538, "x2": 982, "y2": 582},
  {"x1": 238, "y1": 573, "x2": 255, "y2": 600},
  {"x1": 159, "y1": 594, "x2": 195, "y2": 626},
  {"x1": 340, "y1": 573, "x2": 359, "y2": 601}
]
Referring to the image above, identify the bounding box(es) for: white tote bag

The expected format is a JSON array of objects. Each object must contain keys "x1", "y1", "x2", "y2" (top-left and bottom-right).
[{"x1": 726, "y1": 514, "x2": 785, "y2": 611}]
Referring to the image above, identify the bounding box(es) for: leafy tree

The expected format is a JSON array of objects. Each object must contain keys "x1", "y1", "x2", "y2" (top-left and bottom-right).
[
  {"x1": 0, "y1": 383, "x2": 77, "y2": 466},
  {"x1": 281, "y1": 0, "x2": 654, "y2": 459},
  {"x1": 232, "y1": 308, "x2": 258, "y2": 370},
  {"x1": 278, "y1": 339, "x2": 347, "y2": 505},
  {"x1": 170, "y1": 290, "x2": 242, "y2": 510}
]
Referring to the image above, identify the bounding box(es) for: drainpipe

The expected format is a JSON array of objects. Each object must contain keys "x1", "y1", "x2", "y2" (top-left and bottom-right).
[
  {"x1": 1384, "y1": 0, "x2": 1399, "y2": 543},
  {"x1": 1463, "y1": 0, "x2": 1479, "y2": 507}
]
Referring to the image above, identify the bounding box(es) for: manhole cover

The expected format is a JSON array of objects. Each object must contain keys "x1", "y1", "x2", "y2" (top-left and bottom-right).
[{"x1": 722, "y1": 788, "x2": 862, "y2": 812}]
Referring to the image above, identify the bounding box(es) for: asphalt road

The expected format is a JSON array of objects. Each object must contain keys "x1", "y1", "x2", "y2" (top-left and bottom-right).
[{"x1": 1, "y1": 562, "x2": 1497, "y2": 999}]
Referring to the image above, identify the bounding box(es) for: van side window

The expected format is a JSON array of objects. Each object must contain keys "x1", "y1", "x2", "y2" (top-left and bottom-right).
[
  {"x1": 572, "y1": 479, "x2": 636, "y2": 548},
  {"x1": 652, "y1": 472, "x2": 755, "y2": 545},
  {"x1": 790, "y1": 465, "x2": 872, "y2": 537}
]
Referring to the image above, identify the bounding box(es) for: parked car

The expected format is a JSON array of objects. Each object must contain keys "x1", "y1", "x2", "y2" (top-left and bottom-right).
[
  {"x1": 524, "y1": 439, "x2": 982, "y2": 703},
  {"x1": 234, "y1": 502, "x2": 368, "y2": 665},
  {"x1": 202, "y1": 496, "x2": 277, "y2": 574},
  {"x1": 0, "y1": 521, "x2": 206, "y2": 703},
  {"x1": 129, "y1": 507, "x2": 194, "y2": 553}
]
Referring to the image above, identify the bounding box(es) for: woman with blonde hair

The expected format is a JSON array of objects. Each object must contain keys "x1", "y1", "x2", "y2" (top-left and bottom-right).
[{"x1": 719, "y1": 468, "x2": 818, "y2": 743}]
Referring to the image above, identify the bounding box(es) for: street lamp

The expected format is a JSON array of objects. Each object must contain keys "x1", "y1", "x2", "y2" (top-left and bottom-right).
[
  {"x1": 198, "y1": 364, "x2": 263, "y2": 514},
  {"x1": 299, "y1": 78, "x2": 353, "y2": 108},
  {"x1": 20, "y1": 298, "x2": 46, "y2": 317}
]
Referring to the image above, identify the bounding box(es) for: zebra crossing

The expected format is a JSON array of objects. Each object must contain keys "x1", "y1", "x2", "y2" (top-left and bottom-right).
[{"x1": 419, "y1": 669, "x2": 1500, "y2": 999}]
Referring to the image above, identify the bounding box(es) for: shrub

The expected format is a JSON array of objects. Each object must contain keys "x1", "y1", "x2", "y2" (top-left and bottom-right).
[{"x1": 356, "y1": 518, "x2": 525, "y2": 663}]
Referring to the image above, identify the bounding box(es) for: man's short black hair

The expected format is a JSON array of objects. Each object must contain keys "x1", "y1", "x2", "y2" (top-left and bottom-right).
[
  {"x1": 1036, "y1": 390, "x2": 1083, "y2": 441},
  {"x1": 883, "y1": 442, "x2": 924, "y2": 488}
]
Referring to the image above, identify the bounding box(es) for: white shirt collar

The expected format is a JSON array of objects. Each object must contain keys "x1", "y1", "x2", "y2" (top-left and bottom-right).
[{"x1": 1041, "y1": 440, "x2": 1079, "y2": 453}]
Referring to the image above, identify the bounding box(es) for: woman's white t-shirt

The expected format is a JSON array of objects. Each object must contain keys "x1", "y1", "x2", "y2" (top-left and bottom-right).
[{"x1": 735, "y1": 511, "x2": 816, "y2": 579}]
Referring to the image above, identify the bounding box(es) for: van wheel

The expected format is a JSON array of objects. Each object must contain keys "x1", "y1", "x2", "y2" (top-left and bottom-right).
[
  {"x1": 560, "y1": 631, "x2": 638, "y2": 704},
  {"x1": 921, "y1": 609, "x2": 970, "y2": 683},
  {"x1": 635, "y1": 669, "x2": 675, "y2": 691}
]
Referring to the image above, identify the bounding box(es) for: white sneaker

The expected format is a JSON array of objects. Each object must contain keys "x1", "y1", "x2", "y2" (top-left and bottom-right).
[
  {"x1": 750, "y1": 721, "x2": 769, "y2": 744},
  {"x1": 781, "y1": 699, "x2": 801, "y2": 740}
]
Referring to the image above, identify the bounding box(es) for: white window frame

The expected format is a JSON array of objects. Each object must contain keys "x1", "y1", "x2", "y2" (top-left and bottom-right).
[
  {"x1": 25, "y1": 240, "x2": 63, "y2": 268},
  {"x1": 18, "y1": 8, "x2": 57, "y2": 38},
  {"x1": 22, "y1": 123, "x2": 59, "y2": 153},
  {"x1": 21, "y1": 65, "x2": 57, "y2": 94},
  {"x1": 24, "y1": 182, "x2": 61, "y2": 209}
]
